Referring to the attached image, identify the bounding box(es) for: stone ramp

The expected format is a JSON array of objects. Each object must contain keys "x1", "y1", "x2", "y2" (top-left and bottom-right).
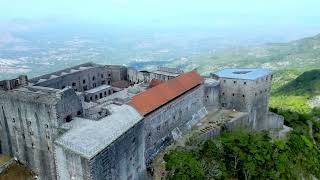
[
  {"x1": 0, "y1": 154, "x2": 34, "y2": 180},
  {"x1": 0, "y1": 155, "x2": 13, "y2": 174}
]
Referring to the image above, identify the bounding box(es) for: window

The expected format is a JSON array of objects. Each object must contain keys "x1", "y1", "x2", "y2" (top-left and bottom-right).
[
  {"x1": 31, "y1": 143, "x2": 35, "y2": 149},
  {"x1": 255, "y1": 93, "x2": 257, "y2": 96},
  {"x1": 65, "y1": 115, "x2": 72, "y2": 123},
  {"x1": 101, "y1": 80, "x2": 105, "y2": 84},
  {"x1": 90, "y1": 97, "x2": 93, "y2": 101},
  {"x1": 92, "y1": 76, "x2": 95, "y2": 81},
  {"x1": 222, "y1": 92, "x2": 225, "y2": 95},
  {"x1": 72, "y1": 82, "x2": 76, "y2": 86},
  {"x1": 83, "y1": 86, "x2": 87, "y2": 91},
  {"x1": 244, "y1": 82, "x2": 247, "y2": 85},
  {"x1": 83, "y1": 79, "x2": 86, "y2": 84},
  {"x1": 223, "y1": 80, "x2": 226, "y2": 83},
  {"x1": 12, "y1": 118, "x2": 15, "y2": 123},
  {"x1": 232, "y1": 93, "x2": 235, "y2": 96},
  {"x1": 242, "y1": 94, "x2": 245, "y2": 97},
  {"x1": 45, "y1": 124, "x2": 49, "y2": 128},
  {"x1": 108, "y1": 90, "x2": 111, "y2": 95},
  {"x1": 93, "y1": 83, "x2": 97, "y2": 87},
  {"x1": 104, "y1": 91, "x2": 107, "y2": 96},
  {"x1": 108, "y1": 73, "x2": 111, "y2": 77},
  {"x1": 234, "y1": 81, "x2": 237, "y2": 84},
  {"x1": 101, "y1": 74, "x2": 104, "y2": 78},
  {"x1": 77, "y1": 111, "x2": 82, "y2": 115},
  {"x1": 100, "y1": 93, "x2": 103, "y2": 98},
  {"x1": 61, "y1": 86, "x2": 65, "y2": 89},
  {"x1": 108, "y1": 81, "x2": 111, "y2": 85}
]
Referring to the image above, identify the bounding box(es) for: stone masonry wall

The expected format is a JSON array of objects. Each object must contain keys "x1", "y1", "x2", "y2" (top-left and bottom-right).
[
  {"x1": 143, "y1": 84, "x2": 204, "y2": 165},
  {"x1": 219, "y1": 75, "x2": 272, "y2": 130},
  {"x1": 0, "y1": 88, "x2": 83, "y2": 180}
]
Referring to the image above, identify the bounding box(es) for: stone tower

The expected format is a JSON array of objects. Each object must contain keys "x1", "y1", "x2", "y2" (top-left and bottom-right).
[{"x1": 213, "y1": 68, "x2": 273, "y2": 130}]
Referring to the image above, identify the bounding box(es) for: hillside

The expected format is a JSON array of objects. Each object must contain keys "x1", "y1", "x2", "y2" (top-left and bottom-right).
[
  {"x1": 270, "y1": 69, "x2": 320, "y2": 114},
  {"x1": 275, "y1": 69, "x2": 320, "y2": 96},
  {"x1": 164, "y1": 33, "x2": 320, "y2": 75}
]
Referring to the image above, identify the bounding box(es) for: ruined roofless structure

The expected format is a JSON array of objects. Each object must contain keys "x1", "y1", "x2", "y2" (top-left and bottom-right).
[{"x1": 0, "y1": 63, "x2": 283, "y2": 180}]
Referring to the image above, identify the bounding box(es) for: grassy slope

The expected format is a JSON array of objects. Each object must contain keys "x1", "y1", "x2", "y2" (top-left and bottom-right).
[{"x1": 270, "y1": 69, "x2": 320, "y2": 113}]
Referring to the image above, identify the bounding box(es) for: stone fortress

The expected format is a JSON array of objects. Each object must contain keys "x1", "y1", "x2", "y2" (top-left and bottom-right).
[{"x1": 0, "y1": 62, "x2": 283, "y2": 180}]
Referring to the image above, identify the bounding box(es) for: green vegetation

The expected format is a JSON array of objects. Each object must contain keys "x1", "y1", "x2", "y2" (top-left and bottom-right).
[
  {"x1": 275, "y1": 69, "x2": 320, "y2": 96},
  {"x1": 270, "y1": 69, "x2": 320, "y2": 114},
  {"x1": 164, "y1": 119, "x2": 320, "y2": 179},
  {"x1": 164, "y1": 69, "x2": 320, "y2": 179}
]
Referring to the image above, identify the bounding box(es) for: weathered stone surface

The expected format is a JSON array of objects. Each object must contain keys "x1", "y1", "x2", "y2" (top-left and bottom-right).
[{"x1": 0, "y1": 64, "x2": 282, "y2": 180}]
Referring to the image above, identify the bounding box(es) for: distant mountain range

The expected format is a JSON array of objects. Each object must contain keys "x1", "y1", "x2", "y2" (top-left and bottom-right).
[{"x1": 164, "y1": 33, "x2": 320, "y2": 75}]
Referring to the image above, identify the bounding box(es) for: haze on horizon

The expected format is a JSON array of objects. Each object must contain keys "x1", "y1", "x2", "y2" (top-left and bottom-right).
[
  {"x1": 1, "y1": 0, "x2": 320, "y2": 30},
  {"x1": 1, "y1": 0, "x2": 320, "y2": 80}
]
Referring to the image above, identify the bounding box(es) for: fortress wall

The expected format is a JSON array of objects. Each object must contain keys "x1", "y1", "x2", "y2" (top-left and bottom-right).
[
  {"x1": 0, "y1": 94, "x2": 59, "y2": 179},
  {"x1": 143, "y1": 84, "x2": 204, "y2": 165},
  {"x1": 55, "y1": 88, "x2": 83, "y2": 124},
  {"x1": 204, "y1": 81, "x2": 220, "y2": 109},
  {"x1": 0, "y1": 88, "x2": 83, "y2": 180},
  {"x1": 89, "y1": 120, "x2": 145, "y2": 180},
  {"x1": 219, "y1": 75, "x2": 272, "y2": 130},
  {"x1": 105, "y1": 65, "x2": 128, "y2": 82},
  {"x1": 54, "y1": 145, "x2": 90, "y2": 180},
  {"x1": 34, "y1": 66, "x2": 112, "y2": 92},
  {"x1": 197, "y1": 113, "x2": 249, "y2": 142},
  {"x1": 55, "y1": 120, "x2": 145, "y2": 180}
]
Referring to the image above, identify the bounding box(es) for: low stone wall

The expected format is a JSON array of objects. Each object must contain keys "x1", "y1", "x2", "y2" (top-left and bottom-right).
[
  {"x1": 197, "y1": 113, "x2": 249, "y2": 142},
  {"x1": 0, "y1": 158, "x2": 14, "y2": 174},
  {"x1": 267, "y1": 112, "x2": 284, "y2": 130}
]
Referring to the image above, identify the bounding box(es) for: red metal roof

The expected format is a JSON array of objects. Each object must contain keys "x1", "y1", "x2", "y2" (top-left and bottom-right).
[
  {"x1": 129, "y1": 70, "x2": 203, "y2": 116},
  {"x1": 148, "y1": 79, "x2": 164, "y2": 89}
]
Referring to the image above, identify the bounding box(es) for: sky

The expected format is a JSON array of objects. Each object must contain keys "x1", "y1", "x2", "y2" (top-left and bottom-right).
[{"x1": 1, "y1": 0, "x2": 320, "y2": 28}]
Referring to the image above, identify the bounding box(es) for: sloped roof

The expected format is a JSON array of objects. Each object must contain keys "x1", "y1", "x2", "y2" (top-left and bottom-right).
[{"x1": 129, "y1": 70, "x2": 203, "y2": 116}]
